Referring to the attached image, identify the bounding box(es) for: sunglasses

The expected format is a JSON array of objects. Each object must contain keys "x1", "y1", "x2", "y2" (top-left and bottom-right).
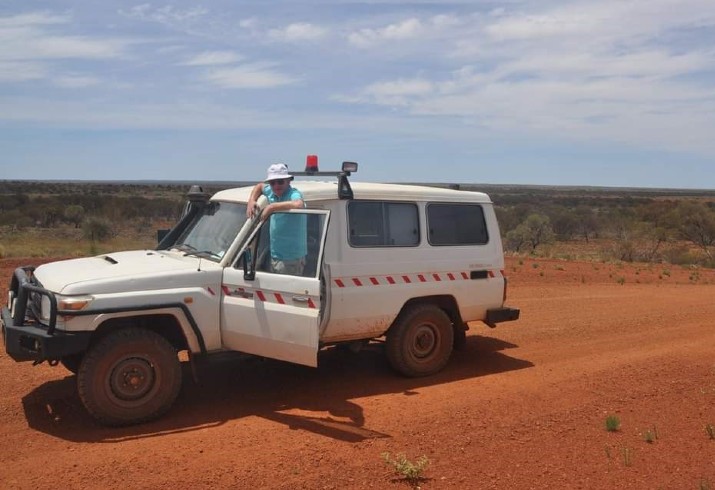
[{"x1": 269, "y1": 179, "x2": 287, "y2": 186}]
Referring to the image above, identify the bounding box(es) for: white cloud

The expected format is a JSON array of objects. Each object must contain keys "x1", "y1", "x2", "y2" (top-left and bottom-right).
[
  {"x1": 337, "y1": 0, "x2": 715, "y2": 156},
  {"x1": 0, "y1": 11, "x2": 69, "y2": 27},
  {"x1": 54, "y1": 75, "x2": 100, "y2": 88},
  {"x1": 496, "y1": 49, "x2": 714, "y2": 81},
  {"x1": 348, "y1": 18, "x2": 424, "y2": 48},
  {"x1": 182, "y1": 50, "x2": 243, "y2": 66},
  {"x1": 484, "y1": 0, "x2": 715, "y2": 44},
  {"x1": 3, "y1": 1, "x2": 715, "y2": 165},
  {"x1": 201, "y1": 63, "x2": 298, "y2": 89},
  {"x1": 485, "y1": 12, "x2": 591, "y2": 41},
  {"x1": 357, "y1": 78, "x2": 434, "y2": 106},
  {"x1": 430, "y1": 14, "x2": 461, "y2": 28},
  {"x1": 0, "y1": 60, "x2": 46, "y2": 81},
  {"x1": 0, "y1": 11, "x2": 129, "y2": 62},
  {"x1": 122, "y1": 4, "x2": 208, "y2": 24},
  {"x1": 268, "y1": 22, "x2": 327, "y2": 42},
  {"x1": 239, "y1": 17, "x2": 258, "y2": 29}
]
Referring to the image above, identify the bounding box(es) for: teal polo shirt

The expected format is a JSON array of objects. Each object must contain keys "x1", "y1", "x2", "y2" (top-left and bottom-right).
[{"x1": 263, "y1": 184, "x2": 307, "y2": 260}]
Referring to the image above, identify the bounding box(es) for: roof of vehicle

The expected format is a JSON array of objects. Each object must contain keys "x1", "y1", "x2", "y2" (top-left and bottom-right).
[{"x1": 212, "y1": 180, "x2": 493, "y2": 204}]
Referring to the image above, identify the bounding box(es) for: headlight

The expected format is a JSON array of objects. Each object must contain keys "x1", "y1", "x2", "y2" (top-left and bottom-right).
[
  {"x1": 57, "y1": 295, "x2": 94, "y2": 312},
  {"x1": 40, "y1": 295, "x2": 52, "y2": 322}
]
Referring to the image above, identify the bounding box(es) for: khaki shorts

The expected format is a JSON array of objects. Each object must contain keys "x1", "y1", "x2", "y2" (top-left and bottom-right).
[{"x1": 270, "y1": 257, "x2": 305, "y2": 276}]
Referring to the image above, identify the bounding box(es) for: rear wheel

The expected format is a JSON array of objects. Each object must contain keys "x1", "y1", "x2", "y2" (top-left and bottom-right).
[
  {"x1": 385, "y1": 304, "x2": 454, "y2": 377},
  {"x1": 77, "y1": 328, "x2": 182, "y2": 426}
]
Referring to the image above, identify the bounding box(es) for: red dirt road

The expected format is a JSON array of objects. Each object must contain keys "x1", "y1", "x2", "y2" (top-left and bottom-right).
[{"x1": 1, "y1": 257, "x2": 714, "y2": 489}]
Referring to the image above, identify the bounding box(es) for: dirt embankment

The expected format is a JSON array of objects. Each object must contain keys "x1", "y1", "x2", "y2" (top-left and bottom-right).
[{"x1": 1, "y1": 257, "x2": 714, "y2": 489}]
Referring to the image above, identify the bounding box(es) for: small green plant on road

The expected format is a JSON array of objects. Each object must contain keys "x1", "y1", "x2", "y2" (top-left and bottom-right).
[
  {"x1": 642, "y1": 426, "x2": 658, "y2": 443},
  {"x1": 621, "y1": 446, "x2": 633, "y2": 467},
  {"x1": 605, "y1": 415, "x2": 621, "y2": 432},
  {"x1": 382, "y1": 452, "x2": 429, "y2": 487},
  {"x1": 706, "y1": 423, "x2": 715, "y2": 440}
]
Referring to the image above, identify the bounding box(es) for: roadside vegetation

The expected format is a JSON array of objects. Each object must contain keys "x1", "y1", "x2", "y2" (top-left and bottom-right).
[{"x1": 1, "y1": 180, "x2": 715, "y2": 267}]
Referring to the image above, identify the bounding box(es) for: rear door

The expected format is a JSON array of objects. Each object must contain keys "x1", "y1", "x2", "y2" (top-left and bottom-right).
[{"x1": 220, "y1": 209, "x2": 330, "y2": 366}]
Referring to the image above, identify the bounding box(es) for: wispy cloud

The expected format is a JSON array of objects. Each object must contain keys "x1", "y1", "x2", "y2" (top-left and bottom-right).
[
  {"x1": 3, "y1": 0, "x2": 715, "y2": 181},
  {"x1": 182, "y1": 50, "x2": 243, "y2": 66},
  {"x1": 0, "y1": 60, "x2": 46, "y2": 82},
  {"x1": 348, "y1": 18, "x2": 424, "y2": 48},
  {"x1": 0, "y1": 11, "x2": 129, "y2": 61},
  {"x1": 268, "y1": 22, "x2": 327, "y2": 42},
  {"x1": 121, "y1": 4, "x2": 208, "y2": 24},
  {"x1": 349, "y1": 78, "x2": 435, "y2": 106},
  {"x1": 201, "y1": 62, "x2": 299, "y2": 89},
  {"x1": 54, "y1": 74, "x2": 100, "y2": 88},
  {"x1": 335, "y1": 0, "x2": 715, "y2": 156}
]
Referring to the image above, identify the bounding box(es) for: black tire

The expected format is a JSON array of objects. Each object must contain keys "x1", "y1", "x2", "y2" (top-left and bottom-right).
[
  {"x1": 385, "y1": 304, "x2": 454, "y2": 377},
  {"x1": 77, "y1": 328, "x2": 182, "y2": 426},
  {"x1": 60, "y1": 353, "x2": 84, "y2": 374}
]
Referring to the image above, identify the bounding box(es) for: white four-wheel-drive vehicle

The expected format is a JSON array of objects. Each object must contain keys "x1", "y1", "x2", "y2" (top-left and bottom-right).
[{"x1": 2, "y1": 161, "x2": 519, "y2": 426}]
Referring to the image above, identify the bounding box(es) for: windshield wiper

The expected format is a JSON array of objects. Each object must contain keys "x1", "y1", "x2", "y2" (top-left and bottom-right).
[
  {"x1": 169, "y1": 243, "x2": 196, "y2": 253},
  {"x1": 183, "y1": 250, "x2": 221, "y2": 260}
]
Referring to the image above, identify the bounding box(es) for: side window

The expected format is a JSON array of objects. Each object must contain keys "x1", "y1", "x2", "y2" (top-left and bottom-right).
[
  {"x1": 427, "y1": 203, "x2": 489, "y2": 245},
  {"x1": 348, "y1": 201, "x2": 419, "y2": 247},
  {"x1": 254, "y1": 212, "x2": 326, "y2": 278}
]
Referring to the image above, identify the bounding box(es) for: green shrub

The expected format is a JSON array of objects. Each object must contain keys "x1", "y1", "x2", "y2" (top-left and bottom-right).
[
  {"x1": 83, "y1": 217, "x2": 113, "y2": 242},
  {"x1": 605, "y1": 415, "x2": 621, "y2": 432},
  {"x1": 642, "y1": 426, "x2": 658, "y2": 443},
  {"x1": 382, "y1": 452, "x2": 429, "y2": 485}
]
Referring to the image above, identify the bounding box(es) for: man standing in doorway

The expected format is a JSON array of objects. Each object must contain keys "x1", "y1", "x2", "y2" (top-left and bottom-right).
[{"x1": 247, "y1": 163, "x2": 306, "y2": 275}]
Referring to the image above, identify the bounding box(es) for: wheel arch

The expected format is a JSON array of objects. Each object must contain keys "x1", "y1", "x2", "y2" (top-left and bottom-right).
[
  {"x1": 90, "y1": 312, "x2": 191, "y2": 353},
  {"x1": 389, "y1": 295, "x2": 463, "y2": 334}
]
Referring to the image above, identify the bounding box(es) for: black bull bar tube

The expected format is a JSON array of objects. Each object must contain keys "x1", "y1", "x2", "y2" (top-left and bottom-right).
[{"x1": 1, "y1": 267, "x2": 90, "y2": 362}]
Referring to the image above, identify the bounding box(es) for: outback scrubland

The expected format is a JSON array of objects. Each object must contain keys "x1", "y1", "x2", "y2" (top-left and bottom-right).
[{"x1": 1, "y1": 180, "x2": 715, "y2": 270}]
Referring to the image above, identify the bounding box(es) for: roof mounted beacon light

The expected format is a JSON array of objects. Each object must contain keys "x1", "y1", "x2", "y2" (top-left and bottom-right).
[
  {"x1": 292, "y1": 155, "x2": 358, "y2": 199},
  {"x1": 305, "y1": 154, "x2": 319, "y2": 174}
]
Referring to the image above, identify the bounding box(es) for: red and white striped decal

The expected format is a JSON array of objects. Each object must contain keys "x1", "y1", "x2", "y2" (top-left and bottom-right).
[
  {"x1": 220, "y1": 285, "x2": 317, "y2": 309},
  {"x1": 333, "y1": 270, "x2": 502, "y2": 288}
]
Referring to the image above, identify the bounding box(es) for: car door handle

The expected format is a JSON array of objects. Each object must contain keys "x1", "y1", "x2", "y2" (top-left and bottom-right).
[{"x1": 292, "y1": 296, "x2": 310, "y2": 303}]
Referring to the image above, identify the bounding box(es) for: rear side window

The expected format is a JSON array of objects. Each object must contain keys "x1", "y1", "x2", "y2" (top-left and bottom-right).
[
  {"x1": 348, "y1": 201, "x2": 419, "y2": 247},
  {"x1": 427, "y1": 203, "x2": 488, "y2": 245}
]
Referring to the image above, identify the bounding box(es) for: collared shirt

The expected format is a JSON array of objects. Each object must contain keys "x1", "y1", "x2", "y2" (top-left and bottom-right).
[{"x1": 262, "y1": 184, "x2": 307, "y2": 260}]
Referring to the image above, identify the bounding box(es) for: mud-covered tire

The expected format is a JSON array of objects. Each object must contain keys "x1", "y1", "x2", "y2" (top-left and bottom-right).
[
  {"x1": 60, "y1": 353, "x2": 83, "y2": 374},
  {"x1": 385, "y1": 304, "x2": 454, "y2": 377},
  {"x1": 77, "y1": 328, "x2": 182, "y2": 426}
]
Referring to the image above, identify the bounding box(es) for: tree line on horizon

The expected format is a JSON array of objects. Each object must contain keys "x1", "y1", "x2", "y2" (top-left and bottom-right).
[{"x1": 0, "y1": 181, "x2": 714, "y2": 266}]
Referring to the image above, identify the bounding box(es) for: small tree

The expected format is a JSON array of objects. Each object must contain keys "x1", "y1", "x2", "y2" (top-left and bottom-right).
[
  {"x1": 64, "y1": 204, "x2": 85, "y2": 228},
  {"x1": 506, "y1": 214, "x2": 555, "y2": 253},
  {"x1": 549, "y1": 206, "x2": 579, "y2": 240},
  {"x1": 83, "y1": 217, "x2": 113, "y2": 242},
  {"x1": 574, "y1": 206, "x2": 600, "y2": 242},
  {"x1": 667, "y1": 202, "x2": 715, "y2": 262}
]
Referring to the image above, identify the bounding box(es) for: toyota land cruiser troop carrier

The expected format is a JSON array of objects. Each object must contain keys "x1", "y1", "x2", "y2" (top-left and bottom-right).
[{"x1": 2, "y1": 160, "x2": 519, "y2": 426}]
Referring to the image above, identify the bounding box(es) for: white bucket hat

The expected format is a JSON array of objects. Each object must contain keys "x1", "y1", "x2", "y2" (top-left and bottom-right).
[{"x1": 265, "y1": 163, "x2": 293, "y2": 182}]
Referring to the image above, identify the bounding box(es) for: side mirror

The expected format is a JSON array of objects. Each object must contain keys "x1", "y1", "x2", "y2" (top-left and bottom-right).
[{"x1": 157, "y1": 229, "x2": 169, "y2": 243}]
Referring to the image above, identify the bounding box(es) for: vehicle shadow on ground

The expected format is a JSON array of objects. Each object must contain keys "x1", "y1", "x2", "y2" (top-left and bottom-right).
[{"x1": 21, "y1": 334, "x2": 532, "y2": 443}]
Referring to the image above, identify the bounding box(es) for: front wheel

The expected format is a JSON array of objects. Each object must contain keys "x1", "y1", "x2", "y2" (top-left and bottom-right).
[
  {"x1": 77, "y1": 328, "x2": 182, "y2": 426},
  {"x1": 385, "y1": 304, "x2": 454, "y2": 377}
]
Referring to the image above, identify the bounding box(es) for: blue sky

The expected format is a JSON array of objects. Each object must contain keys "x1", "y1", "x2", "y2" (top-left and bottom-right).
[{"x1": 1, "y1": 1, "x2": 714, "y2": 188}]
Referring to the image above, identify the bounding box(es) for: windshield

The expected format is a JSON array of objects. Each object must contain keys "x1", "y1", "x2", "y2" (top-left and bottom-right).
[{"x1": 172, "y1": 201, "x2": 247, "y2": 261}]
